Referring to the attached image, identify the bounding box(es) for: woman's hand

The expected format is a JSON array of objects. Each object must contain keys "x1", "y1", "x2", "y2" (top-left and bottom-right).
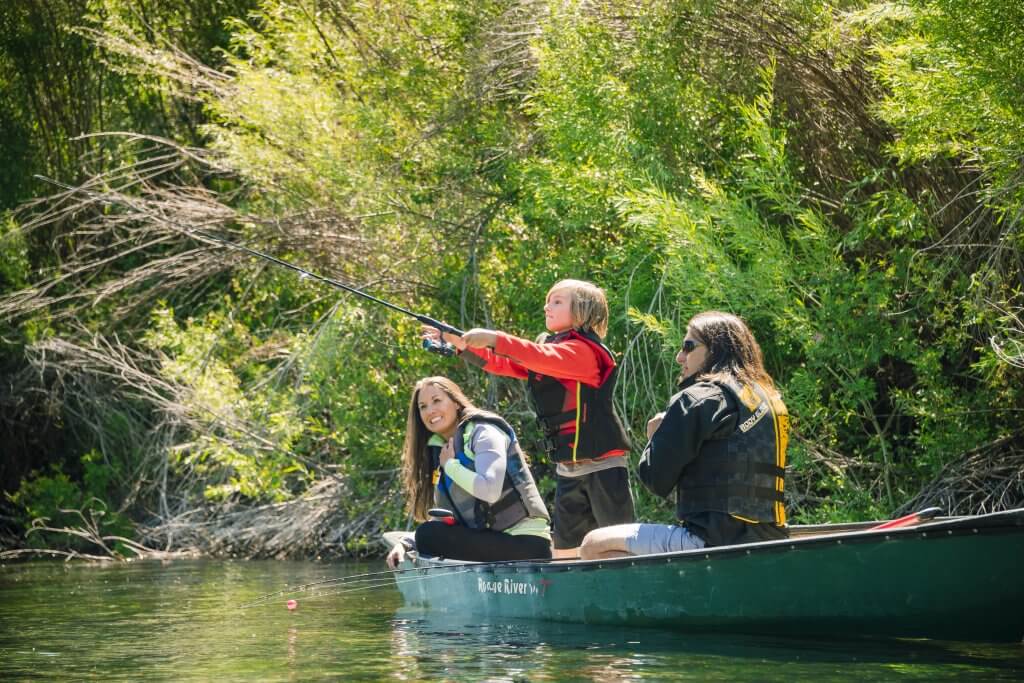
[
  {"x1": 420, "y1": 324, "x2": 467, "y2": 351},
  {"x1": 386, "y1": 544, "x2": 406, "y2": 570},
  {"x1": 460, "y1": 328, "x2": 498, "y2": 349},
  {"x1": 438, "y1": 439, "x2": 455, "y2": 468},
  {"x1": 646, "y1": 412, "x2": 666, "y2": 440}
]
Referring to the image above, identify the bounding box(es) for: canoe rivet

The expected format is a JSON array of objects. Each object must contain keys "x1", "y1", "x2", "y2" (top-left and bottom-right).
[
  {"x1": 745, "y1": 550, "x2": 751, "y2": 555},
  {"x1": 947, "y1": 530, "x2": 953, "y2": 536},
  {"x1": 972, "y1": 528, "x2": 978, "y2": 534},
  {"x1": 836, "y1": 540, "x2": 842, "y2": 545},
  {"x1": 885, "y1": 535, "x2": 891, "y2": 541},
  {"x1": 921, "y1": 532, "x2": 927, "y2": 538}
]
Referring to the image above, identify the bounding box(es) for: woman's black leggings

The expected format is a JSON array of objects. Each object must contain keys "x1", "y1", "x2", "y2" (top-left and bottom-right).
[{"x1": 414, "y1": 521, "x2": 552, "y2": 562}]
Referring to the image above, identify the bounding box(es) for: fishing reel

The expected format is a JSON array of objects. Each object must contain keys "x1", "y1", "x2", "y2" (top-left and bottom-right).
[
  {"x1": 420, "y1": 319, "x2": 464, "y2": 356},
  {"x1": 422, "y1": 337, "x2": 457, "y2": 356}
]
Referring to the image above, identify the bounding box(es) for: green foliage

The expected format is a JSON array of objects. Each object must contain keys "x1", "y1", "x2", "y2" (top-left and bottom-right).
[
  {"x1": 4, "y1": 0, "x2": 1024, "y2": 557},
  {"x1": 142, "y1": 304, "x2": 311, "y2": 502},
  {"x1": 7, "y1": 467, "x2": 83, "y2": 527},
  {"x1": 6, "y1": 455, "x2": 133, "y2": 550},
  {"x1": 0, "y1": 212, "x2": 29, "y2": 291},
  {"x1": 867, "y1": 0, "x2": 1024, "y2": 355},
  {"x1": 871, "y1": 1, "x2": 1024, "y2": 170}
]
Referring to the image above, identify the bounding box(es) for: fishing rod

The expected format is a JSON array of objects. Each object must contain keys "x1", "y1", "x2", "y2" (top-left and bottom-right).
[{"x1": 35, "y1": 175, "x2": 463, "y2": 355}]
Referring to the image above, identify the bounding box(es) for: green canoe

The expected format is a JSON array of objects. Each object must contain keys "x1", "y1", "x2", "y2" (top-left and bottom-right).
[{"x1": 391, "y1": 508, "x2": 1024, "y2": 642}]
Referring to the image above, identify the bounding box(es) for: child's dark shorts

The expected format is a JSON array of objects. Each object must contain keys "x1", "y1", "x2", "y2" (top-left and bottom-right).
[{"x1": 552, "y1": 466, "x2": 635, "y2": 549}]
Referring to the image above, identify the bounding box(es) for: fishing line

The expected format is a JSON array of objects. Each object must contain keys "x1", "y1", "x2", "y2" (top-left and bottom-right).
[
  {"x1": 240, "y1": 564, "x2": 473, "y2": 608},
  {"x1": 294, "y1": 567, "x2": 477, "y2": 603},
  {"x1": 239, "y1": 555, "x2": 559, "y2": 609},
  {"x1": 239, "y1": 563, "x2": 448, "y2": 608}
]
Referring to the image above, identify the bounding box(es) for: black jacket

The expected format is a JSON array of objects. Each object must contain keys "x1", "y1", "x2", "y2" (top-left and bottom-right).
[{"x1": 638, "y1": 377, "x2": 788, "y2": 547}]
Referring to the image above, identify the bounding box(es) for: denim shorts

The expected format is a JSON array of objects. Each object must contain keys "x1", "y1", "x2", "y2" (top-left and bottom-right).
[{"x1": 623, "y1": 523, "x2": 706, "y2": 555}]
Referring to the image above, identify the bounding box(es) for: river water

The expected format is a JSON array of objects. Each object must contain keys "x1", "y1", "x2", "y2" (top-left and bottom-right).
[{"x1": 1, "y1": 559, "x2": 1022, "y2": 681}]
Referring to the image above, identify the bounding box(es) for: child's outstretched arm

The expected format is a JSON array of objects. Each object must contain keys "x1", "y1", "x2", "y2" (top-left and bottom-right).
[
  {"x1": 421, "y1": 325, "x2": 603, "y2": 384},
  {"x1": 465, "y1": 328, "x2": 602, "y2": 386}
]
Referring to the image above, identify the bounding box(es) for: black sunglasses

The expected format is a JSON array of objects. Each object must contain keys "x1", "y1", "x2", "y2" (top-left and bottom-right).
[{"x1": 681, "y1": 339, "x2": 703, "y2": 353}]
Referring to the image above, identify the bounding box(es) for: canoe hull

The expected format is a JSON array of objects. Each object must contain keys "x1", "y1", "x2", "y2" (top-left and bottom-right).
[{"x1": 395, "y1": 509, "x2": 1024, "y2": 642}]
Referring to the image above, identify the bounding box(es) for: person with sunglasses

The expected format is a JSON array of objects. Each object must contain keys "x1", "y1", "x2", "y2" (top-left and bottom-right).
[{"x1": 579, "y1": 311, "x2": 789, "y2": 559}]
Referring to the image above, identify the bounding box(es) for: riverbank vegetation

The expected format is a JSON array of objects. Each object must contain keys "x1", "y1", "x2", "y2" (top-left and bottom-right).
[{"x1": 1, "y1": 0, "x2": 1021, "y2": 560}]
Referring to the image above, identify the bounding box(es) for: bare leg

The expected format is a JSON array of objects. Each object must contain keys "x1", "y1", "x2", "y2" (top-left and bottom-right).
[
  {"x1": 552, "y1": 546, "x2": 579, "y2": 560},
  {"x1": 579, "y1": 526, "x2": 634, "y2": 560}
]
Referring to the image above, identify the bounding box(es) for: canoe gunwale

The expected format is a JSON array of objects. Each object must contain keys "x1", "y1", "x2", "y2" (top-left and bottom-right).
[{"x1": 403, "y1": 507, "x2": 1024, "y2": 574}]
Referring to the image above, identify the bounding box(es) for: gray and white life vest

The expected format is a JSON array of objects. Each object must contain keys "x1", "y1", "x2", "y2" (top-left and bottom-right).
[{"x1": 433, "y1": 412, "x2": 550, "y2": 531}]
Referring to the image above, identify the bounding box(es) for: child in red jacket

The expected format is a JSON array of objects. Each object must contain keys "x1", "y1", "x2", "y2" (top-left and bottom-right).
[{"x1": 423, "y1": 279, "x2": 634, "y2": 558}]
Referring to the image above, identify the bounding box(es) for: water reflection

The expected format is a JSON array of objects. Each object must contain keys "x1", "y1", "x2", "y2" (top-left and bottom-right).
[
  {"x1": 2, "y1": 560, "x2": 1022, "y2": 682},
  {"x1": 389, "y1": 607, "x2": 1024, "y2": 681}
]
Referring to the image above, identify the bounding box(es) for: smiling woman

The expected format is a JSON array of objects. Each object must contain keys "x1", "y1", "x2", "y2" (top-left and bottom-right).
[{"x1": 386, "y1": 377, "x2": 552, "y2": 567}]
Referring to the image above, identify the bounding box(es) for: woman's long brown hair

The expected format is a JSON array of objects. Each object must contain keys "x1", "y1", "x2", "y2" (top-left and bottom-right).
[
  {"x1": 685, "y1": 311, "x2": 776, "y2": 391},
  {"x1": 401, "y1": 376, "x2": 480, "y2": 522}
]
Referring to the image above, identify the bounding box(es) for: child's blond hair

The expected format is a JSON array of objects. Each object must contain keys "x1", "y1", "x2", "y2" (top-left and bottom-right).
[{"x1": 547, "y1": 279, "x2": 610, "y2": 338}]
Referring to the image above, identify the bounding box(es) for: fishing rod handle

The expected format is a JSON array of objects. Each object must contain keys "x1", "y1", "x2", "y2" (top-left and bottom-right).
[{"x1": 418, "y1": 316, "x2": 465, "y2": 337}]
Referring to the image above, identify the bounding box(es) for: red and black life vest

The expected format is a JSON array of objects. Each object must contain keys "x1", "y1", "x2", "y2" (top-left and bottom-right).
[{"x1": 526, "y1": 329, "x2": 631, "y2": 464}]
